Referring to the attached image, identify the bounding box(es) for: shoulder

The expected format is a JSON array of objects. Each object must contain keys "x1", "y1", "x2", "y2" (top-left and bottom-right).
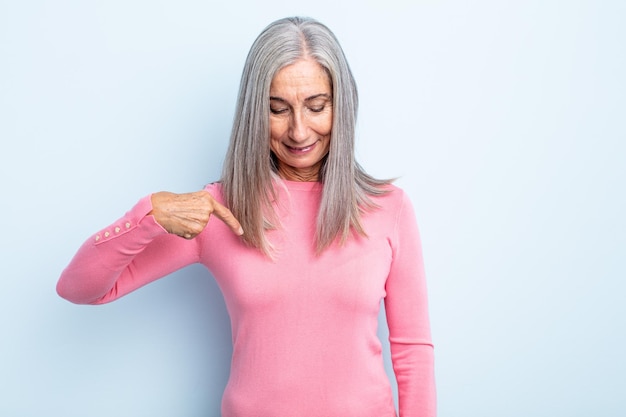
[
  {"x1": 359, "y1": 184, "x2": 416, "y2": 229},
  {"x1": 370, "y1": 183, "x2": 412, "y2": 211},
  {"x1": 203, "y1": 181, "x2": 225, "y2": 203}
]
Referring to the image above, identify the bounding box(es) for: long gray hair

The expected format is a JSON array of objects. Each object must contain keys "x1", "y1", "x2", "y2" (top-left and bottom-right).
[{"x1": 221, "y1": 16, "x2": 392, "y2": 255}]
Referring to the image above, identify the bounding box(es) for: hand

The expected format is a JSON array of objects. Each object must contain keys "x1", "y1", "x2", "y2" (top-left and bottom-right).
[{"x1": 149, "y1": 190, "x2": 243, "y2": 239}]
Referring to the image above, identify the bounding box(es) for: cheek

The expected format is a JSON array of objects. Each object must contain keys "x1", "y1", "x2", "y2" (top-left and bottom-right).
[
  {"x1": 269, "y1": 121, "x2": 285, "y2": 156},
  {"x1": 316, "y1": 114, "x2": 333, "y2": 137},
  {"x1": 269, "y1": 119, "x2": 286, "y2": 141}
]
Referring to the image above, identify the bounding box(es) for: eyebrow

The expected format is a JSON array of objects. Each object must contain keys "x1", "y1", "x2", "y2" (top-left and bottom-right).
[{"x1": 269, "y1": 93, "x2": 332, "y2": 103}]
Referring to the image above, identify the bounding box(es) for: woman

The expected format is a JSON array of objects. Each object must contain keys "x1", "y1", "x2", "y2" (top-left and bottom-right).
[{"x1": 57, "y1": 16, "x2": 436, "y2": 417}]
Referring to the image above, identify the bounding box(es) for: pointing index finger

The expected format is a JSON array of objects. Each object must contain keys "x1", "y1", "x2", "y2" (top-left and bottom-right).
[{"x1": 211, "y1": 199, "x2": 244, "y2": 236}]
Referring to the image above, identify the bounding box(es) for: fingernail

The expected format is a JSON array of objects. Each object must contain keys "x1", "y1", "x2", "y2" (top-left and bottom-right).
[{"x1": 238, "y1": 227, "x2": 244, "y2": 235}]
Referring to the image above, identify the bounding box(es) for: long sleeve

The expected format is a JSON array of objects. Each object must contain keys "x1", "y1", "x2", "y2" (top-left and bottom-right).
[
  {"x1": 384, "y1": 191, "x2": 436, "y2": 417},
  {"x1": 57, "y1": 195, "x2": 201, "y2": 305}
]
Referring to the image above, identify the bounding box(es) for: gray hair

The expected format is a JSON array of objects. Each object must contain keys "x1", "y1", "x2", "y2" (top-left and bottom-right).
[{"x1": 221, "y1": 16, "x2": 392, "y2": 255}]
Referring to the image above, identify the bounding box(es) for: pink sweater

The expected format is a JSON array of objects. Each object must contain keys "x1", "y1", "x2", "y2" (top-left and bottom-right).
[{"x1": 57, "y1": 180, "x2": 436, "y2": 417}]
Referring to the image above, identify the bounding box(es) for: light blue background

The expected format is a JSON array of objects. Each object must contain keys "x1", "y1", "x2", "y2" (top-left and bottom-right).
[{"x1": 1, "y1": 1, "x2": 624, "y2": 416}]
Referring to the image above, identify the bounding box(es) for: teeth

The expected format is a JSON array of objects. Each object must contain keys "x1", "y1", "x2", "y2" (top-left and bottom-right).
[{"x1": 289, "y1": 145, "x2": 312, "y2": 151}]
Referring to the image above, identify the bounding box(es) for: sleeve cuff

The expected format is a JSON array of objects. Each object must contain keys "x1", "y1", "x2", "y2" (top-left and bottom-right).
[{"x1": 92, "y1": 195, "x2": 168, "y2": 245}]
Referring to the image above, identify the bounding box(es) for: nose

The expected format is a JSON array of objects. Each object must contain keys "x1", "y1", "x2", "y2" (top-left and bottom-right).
[{"x1": 288, "y1": 111, "x2": 309, "y2": 143}]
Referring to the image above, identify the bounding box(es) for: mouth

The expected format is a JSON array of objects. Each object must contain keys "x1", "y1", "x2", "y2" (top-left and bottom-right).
[{"x1": 285, "y1": 141, "x2": 317, "y2": 154}]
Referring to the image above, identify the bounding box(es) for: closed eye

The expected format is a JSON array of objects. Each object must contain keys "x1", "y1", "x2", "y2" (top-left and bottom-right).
[{"x1": 270, "y1": 107, "x2": 289, "y2": 115}]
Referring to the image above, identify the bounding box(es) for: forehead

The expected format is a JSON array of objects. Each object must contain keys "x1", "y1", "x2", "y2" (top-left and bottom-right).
[{"x1": 270, "y1": 58, "x2": 331, "y2": 95}]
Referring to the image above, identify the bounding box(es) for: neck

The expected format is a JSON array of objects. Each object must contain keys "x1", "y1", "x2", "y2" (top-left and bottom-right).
[{"x1": 276, "y1": 163, "x2": 321, "y2": 182}]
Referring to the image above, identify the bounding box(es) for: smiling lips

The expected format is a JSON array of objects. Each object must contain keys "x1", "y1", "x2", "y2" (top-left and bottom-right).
[{"x1": 285, "y1": 141, "x2": 317, "y2": 154}]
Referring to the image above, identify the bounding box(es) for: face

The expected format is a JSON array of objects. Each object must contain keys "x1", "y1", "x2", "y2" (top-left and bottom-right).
[{"x1": 269, "y1": 58, "x2": 333, "y2": 181}]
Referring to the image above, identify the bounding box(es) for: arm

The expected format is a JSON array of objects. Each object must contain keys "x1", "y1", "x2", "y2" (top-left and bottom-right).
[
  {"x1": 56, "y1": 195, "x2": 196, "y2": 304},
  {"x1": 57, "y1": 189, "x2": 243, "y2": 305},
  {"x1": 384, "y1": 191, "x2": 436, "y2": 417}
]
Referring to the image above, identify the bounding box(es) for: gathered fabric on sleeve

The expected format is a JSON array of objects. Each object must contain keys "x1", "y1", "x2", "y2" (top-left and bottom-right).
[{"x1": 56, "y1": 195, "x2": 202, "y2": 305}]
